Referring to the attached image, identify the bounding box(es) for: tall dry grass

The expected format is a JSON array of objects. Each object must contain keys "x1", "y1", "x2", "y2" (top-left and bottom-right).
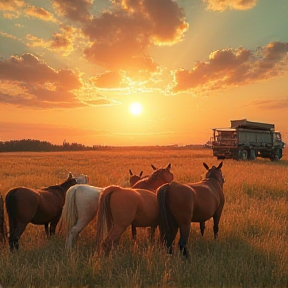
[{"x1": 0, "y1": 148, "x2": 287, "y2": 287}]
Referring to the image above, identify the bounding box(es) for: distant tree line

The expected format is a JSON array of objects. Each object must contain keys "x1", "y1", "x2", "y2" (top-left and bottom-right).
[{"x1": 0, "y1": 139, "x2": 94, "y2": 152}]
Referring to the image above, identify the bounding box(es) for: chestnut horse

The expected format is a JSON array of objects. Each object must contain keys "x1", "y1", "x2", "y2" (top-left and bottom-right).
[
  {"x1": 95, "y1": 163, "x2": 173, "y2": 255},
  {"x1": 5, "y1": 172, "x2": 79, "y2": 251},
  {"x1": 129, "y1": 170, "x2": 143, "y2": 186},
  {"x1": 157, "y1": 162, "x2": 225, "y2": 259},
  {"x1": 57, "y1": 166, "x2": 156, "y2": 251}
]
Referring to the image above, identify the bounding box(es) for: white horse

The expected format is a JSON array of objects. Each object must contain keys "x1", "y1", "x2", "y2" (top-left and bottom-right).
[
  {"x1": 75, "y1": 174, "x2": 89, "y2": 184},
  {"x1": 57, "y1": 184, "x2": 103, "y2": 250},
  {"x1": 58, "y1": 166, "x2": 160, "y2": 251},
  {"x1": 57, "y1": 169, "x2": 150, "y2": 251}
]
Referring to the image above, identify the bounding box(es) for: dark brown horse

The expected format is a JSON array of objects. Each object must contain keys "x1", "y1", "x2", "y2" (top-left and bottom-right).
[
  {"x1": 95, "y1": 163, "x2": 173, "y2": 255},
  {"x1": 0, "y1": 194, "x2": 7, "y2": 244},
  {"x1": 157, "y1": 162, "x2": 225, "y2": 259},
  {"x1": 5, "y1": 172, "x2": 78, "y2": 251}
]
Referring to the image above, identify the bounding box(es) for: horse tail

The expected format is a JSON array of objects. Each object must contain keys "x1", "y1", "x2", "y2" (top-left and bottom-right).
[
  {"x1": 57, "y1": 186, "x2": 78, "y2": 236},
  {"x1": 95, "y1": 187, "x2": 114, "y2": 252},
  {"x1": 0, "y1": 194, "x2": 7, "y2": 244},
  {"x1": 157, "y1": 183, "x2": 176, "y2": 247},
  {"x1": 5, "y1": 189, "x2": 18, "y2": 239}
]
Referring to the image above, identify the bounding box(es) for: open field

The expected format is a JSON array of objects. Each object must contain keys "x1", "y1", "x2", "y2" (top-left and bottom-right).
[{"x1": 0, "y1": 147, "x2": 288, "y2": 288}]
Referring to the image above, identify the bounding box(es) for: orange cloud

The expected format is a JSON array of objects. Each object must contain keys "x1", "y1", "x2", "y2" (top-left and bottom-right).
[
  {"x1": 25, "y1": 6, "x2": 56, "y2": 21},
  {"x1": 52, "y1": 0, "x2": 92, "y2": 22},
  {"x1": 248, "y1": 98, "x2": 288, "y2": 110},
  {"x1": 0, "y1": 0, "x2": 25, "y2": 11},
  {"x1": 91, "y1": 71, "x2": 124, "y2": 89},
  {"x1": 172, "y1": 41, "x2": 288, "y2": 93},
  {"x1": 204, "y1": 0, "x2": 257, "y2": 11},
  {"x1": 0, "y1": 53, "x2": 84, "y2": 108},
  {"x1": 82, "y1": 0, "x2": 188, "y2": 72}
]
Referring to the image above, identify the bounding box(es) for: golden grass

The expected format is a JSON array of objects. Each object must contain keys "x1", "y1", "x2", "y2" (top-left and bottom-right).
[{"x1": 0, "y1": 147, "x2": 287, "y2": 287}]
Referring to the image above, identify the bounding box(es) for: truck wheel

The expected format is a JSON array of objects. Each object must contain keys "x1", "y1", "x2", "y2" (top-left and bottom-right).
[
  {"x1": 239, "y1": 149, "x2": 248, "y2": 160},
  {"x1": 249, "y1": 150, "x2": 256, "y2": 160},
  {"x1": 270, "y1": 149, "x2": 282, "y2": 161}
]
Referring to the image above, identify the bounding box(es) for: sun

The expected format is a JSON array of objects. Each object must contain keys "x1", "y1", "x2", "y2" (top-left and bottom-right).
[{"x1": 129, "y1": 102, "x2": 143, "y2": 116}]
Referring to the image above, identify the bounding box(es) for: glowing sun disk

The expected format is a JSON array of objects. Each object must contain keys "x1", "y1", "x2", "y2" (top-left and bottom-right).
[{"x1": 129, "y1": 102, "x2": 143, "y2": 115}]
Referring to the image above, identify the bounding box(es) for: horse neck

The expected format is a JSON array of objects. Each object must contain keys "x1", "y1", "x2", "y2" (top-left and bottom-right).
[
  {"x1": 59, "y1": 180, "x2": 76, "y2": 192},
  {"x1": 143, "y1": 176, "x2": 166, "y2": 191},
  {"x1": 204, "y1": 176, "x2": 224, "y2": 188}
]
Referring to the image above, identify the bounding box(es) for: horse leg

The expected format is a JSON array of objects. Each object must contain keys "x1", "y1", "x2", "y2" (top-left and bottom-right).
[
  {"x1": 178, "y1": 222, "x2": 191, "y2": 259},
  {"x1": 44, "y1": 223, "x2": 49, "y2": 237},
  {"x1": 213, "y1": 208, "x2": 223, "y2": 239},
  {"x1": 50, "y1": 218, "x2": 61, "y2": 236},
  {"x1": 9, "y1": 221, "x2": 27, "y2": 251},
  {"x1": 149, "y1": 226, "x2": 156, "y2": 243},
  {"x1": 66, "y1": 217, "x2": 92, "y2": 251},
  {"x1": 131, "y1": 225, "x2": 137, "y2": 240},
  {"x1": 164, "y1": 222, "x2": 178, "y2": 255},
  {"x1": 102, "y1": 225, "x2": 127, "y2": 256},
  {"x1": 200, "y1": 221, "x2": 205, "y2": 236}
]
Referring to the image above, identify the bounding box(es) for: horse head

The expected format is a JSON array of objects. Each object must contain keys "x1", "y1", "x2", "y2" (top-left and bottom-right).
[
  {"x1": 129, "y1": 170, "x2": 144, "y2": 186},
  {"x1": 151, "y1": 163, "x2": 173, "y2": 183},
  {"x1": 60, "y1": 173, "x2": 78, "y2": 190},
  {"x1": 203, "y1": 162, "x2": 225, "y2": 186}
]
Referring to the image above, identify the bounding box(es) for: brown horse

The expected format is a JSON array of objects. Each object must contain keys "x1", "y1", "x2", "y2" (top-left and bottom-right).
[
  {"x1": 95, "y1": 163, "x2": 173, "y2": 255},
  {"x1": 128, "y1": 164, "x2": 158, "y2": 187},
  {"x1": 157, "y1": 162, "x2": 225, "y2": 259},
  {"x1": 129, "y1": 164, "x2": 159, "y2": 239},
  {"x1": 5, "y1": 172, "x2": 78, "y2": 251},
  {"x1": 129, "y1": 170, "x2": 144, "y2": 186},
  {"x1": 131, "y1": 164, "x2": 170, "y2": 191},
  {"x1": 0, "y1": 194, "x2": 7, "y2": 244}
]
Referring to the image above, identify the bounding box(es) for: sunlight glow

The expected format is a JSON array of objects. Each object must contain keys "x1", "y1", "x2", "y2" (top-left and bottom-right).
[{"x1": 129, "y1": 102, "x2": 143, "y2": 116}]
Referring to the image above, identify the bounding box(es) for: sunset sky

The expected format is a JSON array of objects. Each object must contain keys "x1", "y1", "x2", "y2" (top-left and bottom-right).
[{"x1": 0, "y1": 0, "x2": 288, "y2": 146}]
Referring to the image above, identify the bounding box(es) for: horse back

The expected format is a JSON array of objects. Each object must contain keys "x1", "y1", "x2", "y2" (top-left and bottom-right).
[
  {"x1": 68, "y1": 184, "x2": 102, "y2": 215},
  {"x1": 188, "y1": 179, "x2": 224, "y2": 221},
  {"x1": 5, "y1": 187, "x2": 40, "y2": 224},
  {"x1": 133, "y1": 189, "x2": 158, "y2": 227},
  {"x1": 190, "y1": 179, "x2": 224, "y2": 207}
]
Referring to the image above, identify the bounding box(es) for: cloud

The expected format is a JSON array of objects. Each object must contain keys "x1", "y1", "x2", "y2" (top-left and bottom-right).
[
  {"x1": 0, "y1": 53, "x2": 84, "y2": 108},
  {"x1": 82, "y1": 0, "x2": 188, "y2": 72},
  {"x1": 52, "y1": 0, "x2": 93, "y2": 22},
  {"x1": 249, "y1": 98, "x2": 288, "y2": 110},
  {"x1": 0, "y1": 0, "x2": 25, "y2": 11},
  {"x1": 25, "y1": 6, "x2": 56, "y2": 22},
  {"x1": 204, "y1": 0, "x2": 258, "y2": 11},
  {"x1": 91, "y1": 71, "x2": 125, "y2": 89},
  {"x1": 0, "y1": 1, "x2": 57, "y2": 21},
  {"x1": 172, "y1": 41, "x2": 288, "y2": 93}
]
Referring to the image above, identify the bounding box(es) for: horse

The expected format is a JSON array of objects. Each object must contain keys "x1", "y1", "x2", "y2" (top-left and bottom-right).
[
  {"x1": 5, "y1": 172, "x2": 80, "y2": 251},
  {"x1": 156, "y1": 162, "x2": 225, "y2": 259},
  {"x1": 57, "y1": 165, "x2": 158, "y2": 251},
  {"x1": 57, "y1": 184, "x2": 103, "y2": 251},
  {"x1": 0, "y1": 194, "x2": 7, "y2": 244},
  {"x1": 128, "y1": 164, "x2": 157, "y2": 186},
  {"x1": 129, "y1": 170, "x2": 143, "y2": 186},
  {"x1": 95, "y1": 163, "x2": 173, "y2": 255}
]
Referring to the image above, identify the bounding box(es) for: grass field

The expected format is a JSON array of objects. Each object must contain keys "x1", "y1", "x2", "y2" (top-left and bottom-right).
[{"x1": 0, "y1": 147, "x2": 287, "y2": 287}]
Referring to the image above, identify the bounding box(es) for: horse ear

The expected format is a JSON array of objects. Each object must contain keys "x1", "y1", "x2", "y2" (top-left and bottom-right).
[
  {"x1": 129, "y1": 169, "x2": 133, "y2": 176},
  {"x1": 217, "y1": 161, "x2": 223, "y2": 169},
  {"x1": 203, "y1": 163, "x2": 209, "y2": 170},
  {"x1": 139, "y1": 171, "x2": 143, "y2": 177},
  {"x1": 68, "y1": 172, "x2": 73, "y2": 179},
  {"x1": 151, "y1": 164, "x2": 157, "y2": 170},
  {"x1": 166, "y1": 163, "x2": 171, "y2": 170}
]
